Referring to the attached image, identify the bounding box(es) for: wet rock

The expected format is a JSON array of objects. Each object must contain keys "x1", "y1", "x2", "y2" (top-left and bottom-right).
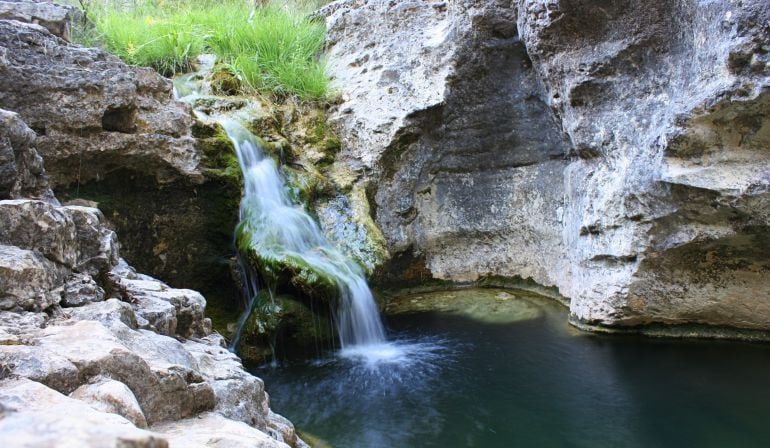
[{"x1": 70, "y1": 376, "x2": 149, "y2": 428}]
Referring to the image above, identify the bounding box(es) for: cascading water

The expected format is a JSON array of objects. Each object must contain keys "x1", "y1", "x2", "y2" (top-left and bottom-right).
[
  {"x1": 174, "y1": 71, "x2": 407, "y2": 362},
  {"x1": 219, "y1": 119, "x2": 387, "y2": 351}
]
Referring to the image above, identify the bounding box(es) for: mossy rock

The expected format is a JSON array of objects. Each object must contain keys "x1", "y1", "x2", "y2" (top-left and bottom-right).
[{"x1": 236, "y1": 292, "x2": 336, "y2": 364}]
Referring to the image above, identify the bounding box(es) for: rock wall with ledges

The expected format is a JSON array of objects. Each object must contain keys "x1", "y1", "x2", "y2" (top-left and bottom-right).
[{"x1": 323, "y1": 0, "x2": 770, "y2": 333}]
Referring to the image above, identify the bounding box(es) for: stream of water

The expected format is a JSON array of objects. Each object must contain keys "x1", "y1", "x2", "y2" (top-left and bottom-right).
[
  {"x1": 258, "y1": 289, "x2": 770, "y2": 448},
  {"x1": 219, "y1": 119, "x2": 387, "y2": 351},
  {"x1": 175, "y1": 75, "x2": 392, "y2": 357}
]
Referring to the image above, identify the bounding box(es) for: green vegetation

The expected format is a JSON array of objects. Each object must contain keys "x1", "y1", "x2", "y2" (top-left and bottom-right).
[{"x1": 76, "y1": 0, "x2": 330, "y2": 101}]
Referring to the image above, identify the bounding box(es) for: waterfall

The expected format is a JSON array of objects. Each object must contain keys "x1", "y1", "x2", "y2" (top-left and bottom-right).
[{"x1": 219, "y1": 119, "x2": 387, "y2": 349}]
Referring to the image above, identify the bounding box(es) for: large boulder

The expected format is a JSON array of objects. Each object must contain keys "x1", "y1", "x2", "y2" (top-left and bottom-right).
[
  {"x1": 323, "y1": 0, "x2": 770, "y2": 333},
  {"x1": 0, "y1": 18, "x2": 199, "y2": 187}
]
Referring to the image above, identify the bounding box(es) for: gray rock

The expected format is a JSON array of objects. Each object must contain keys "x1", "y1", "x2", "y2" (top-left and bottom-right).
[
  {"x1": 62, "y1": 298, "x2": 137, "y2": 328},
  {"x1": 184, "y1": 335, "x2": 269, "y2": 429},
  {"x1": 70, "y1": 376, "x2": 148, "y2": 428},
  {"x1": 324, "y1": 0, "x2": 770, "y2": 333},
  {"x1": 0, "y1": 108, "x2": 55, "y2": 201},
  {"x1": 0, "y1": 244, "x2": 67, "y2": 312},
  {"x1": 0, "y1": 19, "x2": 200, "y2": 188},
  {"x1": 0, "y1": 199, "x2": 79, "y2": 267},
  {"x1": 0, "y1": 378, "x2": 168, "y2": 448},
  {"x1": 37, "y1": 320, "x2": 215, "y2": 425},
  {"x1": 152, "y1": 412, "x2": 290, "y2": 448},
  {"x1": 0, "y1": 310, "x2": 44, "y2": 344},
  {"x1": 61, "y1": 273, "x2": 106, "y2": 307},
  {"x1": 0, "y1": 200, "x2": 119, "y2": 276},
  {"x1": 0, "y1": 345, "x2": 81, "y2": 393},
  {"x1": 0, "y1": 0, "x2": 76, "y2": 40},
  {"x1": 61, "y1": 205, "x2": 119, "y2": 276},
  {"x1": 120, "y1": 277, "x2": 211, "y2": 338}
]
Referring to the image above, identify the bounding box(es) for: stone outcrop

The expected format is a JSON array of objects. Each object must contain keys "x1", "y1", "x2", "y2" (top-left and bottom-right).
[
  {"x1": 0, "y1": 196, "x2": 305, "y2": 446},
  {"x1": 0, "y1": 102, "x2": 304, "y2": 447},
  {"x1": 0, "y1": 109, "x2": 54, "y2": 202},
  {"x1": 0, "y1": 2, "x2": 239, "y2": 314},
  {"x1": 0, "y1": 0, "x2": 76, "y2": 40},
  {"x1": 0, "y1": 18, "x2": 199, "y2": 187},
  {"x1": 323, "y1": 0, "x2": 770, "y2": 334}
]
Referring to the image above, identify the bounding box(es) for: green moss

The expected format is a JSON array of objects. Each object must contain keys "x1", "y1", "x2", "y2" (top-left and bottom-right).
[{"x1": 194, "y1": 121, "x2": 243, "y2": 186}]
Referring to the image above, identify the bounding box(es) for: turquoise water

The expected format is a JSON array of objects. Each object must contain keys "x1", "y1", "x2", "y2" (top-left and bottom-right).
[{"x1": 257, "y1": 290, "x2": 770, "y2": 447}]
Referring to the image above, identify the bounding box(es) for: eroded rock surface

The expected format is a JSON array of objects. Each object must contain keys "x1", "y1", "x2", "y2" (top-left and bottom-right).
[
  {"x1": 324, "y1": 0, "x2": 770, "y2": 333},
  {"x1": 0, "y1": 18, "x2": 199, "y2": 187},
  {"x1": 0, "y1": 84, "x2": 303, "y2": 448}
]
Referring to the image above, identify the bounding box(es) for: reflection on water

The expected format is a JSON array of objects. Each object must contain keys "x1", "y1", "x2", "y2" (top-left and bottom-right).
[{"x1": 256, "y1": 289, "x2": 770, "y2": 448}]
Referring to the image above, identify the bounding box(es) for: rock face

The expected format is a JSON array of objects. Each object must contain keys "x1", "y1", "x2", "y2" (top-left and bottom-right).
[
  {"x1": 324, "y1": 0, "x2": 770, "y2": 333},
  {"x1": 0, "y1": 18, "x2": 199, "y2": 187},
  {"x1": 0, "y1": 109, "x2": 54, "y2": 201},
  {"x1": 0, "y1": 2, "x2": 241, "y2": 314},
  {"x1": 0, "y1": 196, "x2": 304, "y2": 446},
  {"x1": 0, "y1": 33, "x2": 304, "y2": 444}
]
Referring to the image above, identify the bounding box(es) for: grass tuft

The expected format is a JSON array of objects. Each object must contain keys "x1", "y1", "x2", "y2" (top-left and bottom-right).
[{"x1": 77, "y1": 0, "x2": 330, "y2": 101}]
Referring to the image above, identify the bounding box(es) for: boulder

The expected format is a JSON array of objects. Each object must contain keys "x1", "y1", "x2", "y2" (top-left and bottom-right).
[
  {"x1": 37, "y1": 320, "x2": 216, "y2": 424},
  {"x1": 0, "y1": 19, "x2": 199, "y2": 188},
  {"x1": 0, "y1": 378, "x2": 168, "y2": 448},
  {"x1": 0, "y1": 310, "x2": 44, "y2": 344},
  {"x1": 0, "y1": 200, "x2": 118, "y2": 275},
  {"x1": 0, "y1": 345, "x2": 81, "y2": 394},
  {"x1": 0, "y1": 0, "x2": 76, "y2": 40},
  {"x1": 61, "y1": 205, "x2": 119, "y2": 276},
  {"x1": 61, "y1": 273, "x2": 106, "y2": 307},
  {"x1": 63, "y1": 298, "x2": 137, "y2": 328},
  {"x1": 152, "y1": 412, "x2": 290, "y2": 448},
  {"x1": 119, "y1": 277, "x2": 211, "y2": 338},
  {"x1": 0, "y1": 244, "x2": 67, "y2": 311},
  {"x1": 0, "y1": 199, "x2": 79, "y2": 267},
  {"x1": 70, "y1": 376, "x2": 148, "y2": 428},
  {"x1": 183, "y1": 335, "x2": 270, "y2": 428}
]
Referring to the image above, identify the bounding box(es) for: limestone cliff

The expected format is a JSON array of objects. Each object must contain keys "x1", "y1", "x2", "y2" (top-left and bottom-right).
[{"x1": 323, "y1": 0, "x2": 770, "y2": 334}]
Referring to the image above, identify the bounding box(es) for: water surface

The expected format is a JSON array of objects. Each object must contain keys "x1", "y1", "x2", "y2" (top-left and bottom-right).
[{"x1": 257, "y1": 289, "x2": 770, "y2": 448}]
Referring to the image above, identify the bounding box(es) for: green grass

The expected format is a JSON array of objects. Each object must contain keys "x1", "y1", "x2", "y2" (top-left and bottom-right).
[{"x1": 77, "y1": 0, "x2": 330, "y2": 101}]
